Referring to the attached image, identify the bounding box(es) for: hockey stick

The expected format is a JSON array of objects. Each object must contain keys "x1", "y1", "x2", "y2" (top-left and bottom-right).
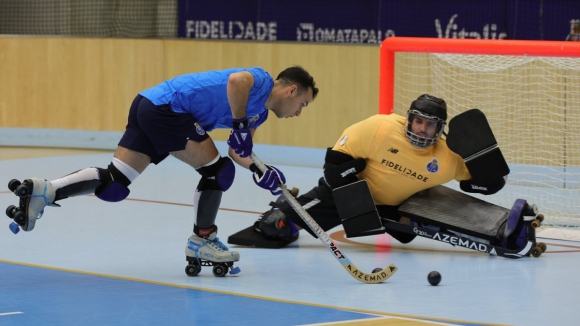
[{"x1": 250, "y1": 153, "x2": 397, "y2": 284}]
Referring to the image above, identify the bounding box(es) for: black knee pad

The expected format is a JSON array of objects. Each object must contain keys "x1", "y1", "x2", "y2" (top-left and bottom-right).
[
  {"x1": 95, "y1": 163, "x2": 131, "y2": 202},
  {"x1": 196, "y1": 157, "x2": 235, "y2": 191}
]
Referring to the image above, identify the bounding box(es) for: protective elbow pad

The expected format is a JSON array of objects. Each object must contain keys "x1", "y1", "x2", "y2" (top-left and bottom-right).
[
  {"x1": 460, "y1": 176, "x2": 506, "y2": 195},
  {"x1": 323, "y1": 148, "x2": 366, "y2": 188}
]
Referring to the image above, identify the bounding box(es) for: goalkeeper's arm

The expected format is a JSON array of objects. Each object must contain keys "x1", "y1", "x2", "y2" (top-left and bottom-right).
[{"x1": 323, "y1": 148, "x2": 366, "y2": 189}]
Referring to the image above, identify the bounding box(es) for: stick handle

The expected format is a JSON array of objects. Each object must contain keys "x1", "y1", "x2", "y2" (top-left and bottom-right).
[
  {"x1": 250, "y1": 153, "x2": 397, "y2": 284},
  {"x1": 249, "y1": 153, "x2": 331, "y2": 245}
]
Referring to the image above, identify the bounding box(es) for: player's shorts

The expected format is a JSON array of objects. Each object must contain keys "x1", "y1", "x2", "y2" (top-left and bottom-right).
[{"x1": 118, "y1": 95, "x2": 210, "y2": 164}]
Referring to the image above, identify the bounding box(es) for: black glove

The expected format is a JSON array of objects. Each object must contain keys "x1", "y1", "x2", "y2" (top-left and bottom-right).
[
  {"x1": 460, "y1": 175, "x2": 507, "y2": 195},
  {"x1": 323, "y1": 149, "x2": 366, "y2": 188}
]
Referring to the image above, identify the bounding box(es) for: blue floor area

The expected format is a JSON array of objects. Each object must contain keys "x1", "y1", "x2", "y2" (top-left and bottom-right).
[{"x1": 0, "y1": 262, "x2": 377, "y2": 326}]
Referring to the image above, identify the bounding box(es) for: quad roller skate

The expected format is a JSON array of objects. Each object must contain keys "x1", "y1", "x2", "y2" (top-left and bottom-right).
[
  {"x1": 5, "y1": 178, "x2": 56, "y2": 234},
  {"x1": 185, "y1": 234, "x2": 241, "y2": 277},
  {"x1": 511, "y1": 199, "x2": 547, "y2": 257}
]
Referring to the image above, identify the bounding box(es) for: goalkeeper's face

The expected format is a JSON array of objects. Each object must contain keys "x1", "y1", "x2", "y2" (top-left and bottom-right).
[{"x1": 405, "y1": 110, "x2": 446, "y2": 148}]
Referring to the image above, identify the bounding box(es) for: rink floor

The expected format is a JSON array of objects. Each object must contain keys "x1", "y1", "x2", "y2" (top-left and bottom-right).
[{"x1": 1, "y1": 148, "x2": 580, "y2": 326}]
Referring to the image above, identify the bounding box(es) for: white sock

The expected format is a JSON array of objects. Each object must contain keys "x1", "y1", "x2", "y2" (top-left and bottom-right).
[
  {"x1": 112, "y1": 158, "x2": 140, "y2": 183},
  {"x1": 50, "y1": 168, "x2": 99, "y2": 191}
]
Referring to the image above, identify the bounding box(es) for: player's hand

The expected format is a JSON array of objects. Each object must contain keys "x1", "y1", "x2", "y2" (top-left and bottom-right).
[
  {"x1": 250, "y1": 164, "x2": 286, "y2": 195},
  {"x1": 227, "y1": 118, "x2": 252, "y2": 158}
]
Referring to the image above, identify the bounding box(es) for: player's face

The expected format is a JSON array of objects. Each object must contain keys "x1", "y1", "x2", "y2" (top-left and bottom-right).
[
  {"x1": 411, "y1": 116, "x2": 439, "y2": 138},
  {"x1": 274, "y1": 85, "x2": 313, "y2": 118}
]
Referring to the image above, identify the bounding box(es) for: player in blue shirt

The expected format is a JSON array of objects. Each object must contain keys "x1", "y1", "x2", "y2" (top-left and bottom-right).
[{"x1": 6, "y1": 66, "x2": 318, "y2": 276}]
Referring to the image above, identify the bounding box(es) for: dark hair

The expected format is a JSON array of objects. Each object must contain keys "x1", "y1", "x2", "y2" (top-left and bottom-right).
[{"x1": 276, "y1": 66, "x2": 319, "y2": 99}]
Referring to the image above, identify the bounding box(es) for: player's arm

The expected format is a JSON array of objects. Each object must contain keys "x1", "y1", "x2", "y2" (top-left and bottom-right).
[
  {"x1": 228, "y1": 128, "x2": 286, "y2": 195},
  {"x1": 228, "y1": 128, "x2": 256, "y2": 168},
  {"x1": 323, "y1": 117, "x2": 379, "y2": 188},
  {"x1": 226, "y1": 71, "x2": 255, "y2": 158},
  {"x1": 227, "y1": 71, "x2": 254, "y2": 120}
]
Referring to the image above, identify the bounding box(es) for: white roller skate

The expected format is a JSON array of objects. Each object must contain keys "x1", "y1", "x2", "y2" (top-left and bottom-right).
[
  {"x1": 6, "y1": 178, "x2": 56, "y2": 234},
  {"x1": 185, "y1": 234, "x2": 241, "y2": 277}
]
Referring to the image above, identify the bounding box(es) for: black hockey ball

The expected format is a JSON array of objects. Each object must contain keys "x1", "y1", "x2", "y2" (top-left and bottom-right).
[
  {"x1": 372, "y1": 267, "x2": 382, "y2": 273},
  {"x1": 428, "y1": 271, "x2": 441, "y2": 286}
]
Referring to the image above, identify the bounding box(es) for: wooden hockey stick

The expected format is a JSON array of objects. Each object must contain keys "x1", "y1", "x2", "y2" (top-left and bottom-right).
[{"x1": 250, "y1": 153, "x2": 397, "y2": 284}]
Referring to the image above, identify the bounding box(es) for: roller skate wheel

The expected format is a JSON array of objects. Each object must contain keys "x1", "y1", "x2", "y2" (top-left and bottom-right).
[
  {"x1": 212, "y1": 264, "x2": 228, "y2": 277},
  {"x1": 538, "y1": 242, "x2": 547, "y2": 253},
  {"x1": 9, "y1": 222, "x2": 20, "y2": 234},
  {"x1": 14, "y1": 184, "x2": 30, "y2": 197},
  {"x1": 529, "y1": 204, "x2": 538, "y2": 215},
  {"x1": 8, "y1": 179, "x2": 21, "y2": 192},
  {"x1": 6, "y1": 205, "x2": 17, "y2": 218},
  {"x1": 531, "y1": 220, "x2": 541, "y2": 229},
  {"x1": 229, "y1": 266, "x2": 241, "y2": 275},
  {"x1": 12, "y1": 211, "x2": 27, "y2": 226},
  {"x1": 531, "y1": 247, "x2": 542, "y2": 258},
  {"x1": 185, "y1": 264, "x2": 201, "y2": 277}
]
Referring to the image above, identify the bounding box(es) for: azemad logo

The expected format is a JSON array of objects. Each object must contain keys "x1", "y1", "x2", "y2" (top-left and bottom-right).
[{"x1": 433, "y1": 232, "x2": 492, "y2": 254}]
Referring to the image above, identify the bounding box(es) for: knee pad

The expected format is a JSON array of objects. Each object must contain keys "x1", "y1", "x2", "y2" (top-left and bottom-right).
[
  {"x1": 196, "y1": 157, "x2": 235, "y2": 191},
  {"x1": 254, "y1": 209, "x2": 298, "y2": 241},
  {"x1": 95, "y1": 163, "x2": 131, "y2": 202}
]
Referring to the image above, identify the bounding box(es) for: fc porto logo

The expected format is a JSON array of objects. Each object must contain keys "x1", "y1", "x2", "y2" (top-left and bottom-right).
[
  {"x1": 194, "y1": 122, "x2": 206, "y2": 136},
  {"x1": 247, "y1": 114, "x2": 260, "y2": 127},
  {"x1": 426, "y1": 158, "x2": 439, "y2": 173}
]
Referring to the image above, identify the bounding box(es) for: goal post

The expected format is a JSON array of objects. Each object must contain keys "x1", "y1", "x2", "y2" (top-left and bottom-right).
[{"x1": 379, "y1": 37, "x2": 580, "y2": 227}]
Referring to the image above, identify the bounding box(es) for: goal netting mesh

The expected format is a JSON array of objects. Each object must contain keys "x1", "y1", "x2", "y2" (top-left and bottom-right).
[{"x1": 391, "y1": 52, "x2": 580, "y2": 227}]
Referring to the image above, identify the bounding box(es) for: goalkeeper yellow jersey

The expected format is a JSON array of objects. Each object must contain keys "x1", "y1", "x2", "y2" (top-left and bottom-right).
[{"x1": 332, "y1": 114, "x2": 471, "y2": 206}]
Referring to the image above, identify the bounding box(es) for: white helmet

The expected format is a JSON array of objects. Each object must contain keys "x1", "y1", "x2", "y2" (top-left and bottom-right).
[{"x1": 405, "y1": 94, "x2": 447, "y2": 148}]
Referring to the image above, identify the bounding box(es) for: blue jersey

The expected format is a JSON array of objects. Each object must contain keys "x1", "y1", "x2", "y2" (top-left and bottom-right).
[{"x1": 139, "y1": 67, "x2": 272, "y2": 132}]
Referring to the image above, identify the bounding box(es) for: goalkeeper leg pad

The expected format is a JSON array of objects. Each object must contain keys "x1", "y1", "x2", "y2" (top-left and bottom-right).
[{"x1": 333, "y1": 180, "x2": 384, "y2": 238}]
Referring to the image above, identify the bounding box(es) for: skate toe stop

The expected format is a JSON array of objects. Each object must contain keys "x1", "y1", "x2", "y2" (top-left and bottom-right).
[
  {"x1": 9, "y1": 222, "x2": 20, "y2": 234},
  {"x1": 229, "y1": 267, "x2": 241, "y2": 275}
]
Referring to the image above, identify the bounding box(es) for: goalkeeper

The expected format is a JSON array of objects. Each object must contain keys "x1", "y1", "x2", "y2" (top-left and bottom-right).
[{"x1": 242, "y1": 94, "x2": 507, "y2": 246}]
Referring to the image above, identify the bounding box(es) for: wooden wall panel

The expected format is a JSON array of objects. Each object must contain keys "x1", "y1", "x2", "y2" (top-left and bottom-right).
[
  {"x1": 0, "y1": 36, "x2": 378, "y2": 148},
  {"x1": 0, "y1": 37, "x2": 165, "y2": 131}
]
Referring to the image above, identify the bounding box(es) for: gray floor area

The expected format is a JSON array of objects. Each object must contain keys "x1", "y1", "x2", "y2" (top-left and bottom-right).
[{"x1": 1, "y1": 152, "x2": 580, "y2": 326}]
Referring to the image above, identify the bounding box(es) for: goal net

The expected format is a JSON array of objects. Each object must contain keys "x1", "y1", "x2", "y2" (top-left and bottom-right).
[{"x1": 380, "y1": 37, "x2": 580, "y2": 228}]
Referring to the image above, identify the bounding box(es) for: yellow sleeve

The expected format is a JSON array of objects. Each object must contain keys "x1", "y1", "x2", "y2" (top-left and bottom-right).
[
  {"x1": 454, "y1": 157, "x2": 472, "y2": 181},
  {"x1": 330, "y1": 115, "x2": 382, "y2": 159}
]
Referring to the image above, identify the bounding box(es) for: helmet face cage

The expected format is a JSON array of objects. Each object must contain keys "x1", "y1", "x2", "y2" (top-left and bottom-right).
[{"x1": 404, "y1": 109, "x2": 447, "y2": 148}]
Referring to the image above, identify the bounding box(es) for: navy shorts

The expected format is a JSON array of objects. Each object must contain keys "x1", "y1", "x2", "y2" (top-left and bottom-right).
[{"x1": 118, "y1": 95, "x2": 210, "y2": 164}]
